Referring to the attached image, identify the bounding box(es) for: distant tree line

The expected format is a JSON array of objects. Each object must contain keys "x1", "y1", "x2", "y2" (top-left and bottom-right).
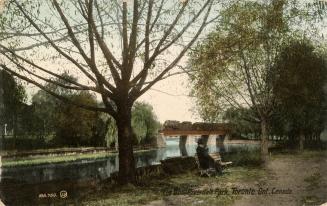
[
  {"x1": 0, "y1": 69, "x2": 27, "y2": 149},
  {"x1": 0, "y1": 72, "x2": 160, "y2": 150}
]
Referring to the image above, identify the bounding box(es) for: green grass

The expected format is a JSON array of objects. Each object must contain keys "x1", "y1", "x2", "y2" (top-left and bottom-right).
[
  {"x1": 1, "y1": 152, "x2": 116, "y2": 167},
  {"x1": 224, "y1": 149, "x2": 263, "y2": 167},
  {"x1": 81, "y1": 166, "x2": 265, "y2": 206},
  {"x1": 1, "y1": 148, "x2": 158, "y2": 167},
  {"x1": 271, "y1": 149, "x2": 327, "y2": 160}
]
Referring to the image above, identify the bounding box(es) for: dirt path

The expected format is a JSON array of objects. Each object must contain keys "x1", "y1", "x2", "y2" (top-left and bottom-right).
[
  {"x1": 232, "y1": 152, "x2": 327, "y2": 206},
  {"x1": 145, "y1": 152, "x2": 327, "y2": 206}
]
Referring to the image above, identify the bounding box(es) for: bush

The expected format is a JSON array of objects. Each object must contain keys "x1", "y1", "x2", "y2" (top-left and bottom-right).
[
  {"x1": 223, "y1": 148, "x2": 263, "y2": 167},
  {"x1": 2, "y1": 136, "x2": 47, "y2": 150}
]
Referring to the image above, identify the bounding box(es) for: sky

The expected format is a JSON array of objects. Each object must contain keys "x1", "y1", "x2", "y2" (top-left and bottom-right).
[
  {"x1": 14, "y1": 0, "x2": 211, "y2": 124},
  {"x1": 25, "y1": 66, "x2": 201, "y2": 123},
  {"x1": 138, "y1": 73, "x2": 201, "y2": 123},
  {"x1": 5, "y1": 0, "x2": 327, "y2": 124}
]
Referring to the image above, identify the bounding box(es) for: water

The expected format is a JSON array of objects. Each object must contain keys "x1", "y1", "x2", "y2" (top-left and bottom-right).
[
  {"x1": 0, "y1": 139, "x2": 259, "y2": 185},
  {"x1": 0, "y1": 140, "x2": 260, "y2": 205}
]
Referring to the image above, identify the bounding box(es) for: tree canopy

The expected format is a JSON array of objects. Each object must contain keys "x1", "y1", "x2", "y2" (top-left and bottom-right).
[
  {"x1": 30, "y1": 74, "x2": 160, "y2": 148},
  {"x1": 0, "y1": 69, "x2": 26, "y2": 138},
  {"x1": 0, "y1": 0, "x2": 217, "y2": 184},
  {"x1": 272, "y1": 40, "x2": 327, "y2": 148},
  {"x1": 189, "y1": 0, "x2": 327, "y2": 158}
]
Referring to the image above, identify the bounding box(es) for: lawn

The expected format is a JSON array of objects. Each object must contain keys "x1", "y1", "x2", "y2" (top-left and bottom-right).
[
  {"x1": 1, "y1": 148, "x2": 157, "y2": 167},
  {"x1": 81, "y1": 166, "x2": 266, "y2": 206}
]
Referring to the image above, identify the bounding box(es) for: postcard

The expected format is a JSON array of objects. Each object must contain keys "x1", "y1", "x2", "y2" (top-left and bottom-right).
[{"x1": 0, "y1": 0, "x2": 326, "y2": 205}]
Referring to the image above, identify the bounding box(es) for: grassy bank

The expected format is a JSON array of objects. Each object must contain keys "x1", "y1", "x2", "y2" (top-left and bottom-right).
[
  {"x1": 5, "y1": 149, "x2": 325, "y2": 205},
  {"x1": 80, "y1": 150, "x2": 326, "y2": 206},
  {"x1": 1, "y1": 148, "x2": 158, "y2": 168},
  {"x1": 81, "y1": 166, "x2": 266, "y2": 206},
  {"x1": 1, "y1": 152, "x2": 115, "y2": 167}
]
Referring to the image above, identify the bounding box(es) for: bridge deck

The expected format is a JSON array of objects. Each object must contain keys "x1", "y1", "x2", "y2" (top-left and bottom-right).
[{"x1": 160, "y1": 130, "x2": 227, "y2": 136}]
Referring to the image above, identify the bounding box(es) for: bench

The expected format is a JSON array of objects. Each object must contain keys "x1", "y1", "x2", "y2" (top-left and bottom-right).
[
  {"x1": 209, "y1": 152, "x2": 233, "y2": 167},
  {"x1": 195, "y1": 152, "x2": 232, "y2": 177},
  {"x1": 195, "y1": 155, "x2": 215, "y2": 177}
]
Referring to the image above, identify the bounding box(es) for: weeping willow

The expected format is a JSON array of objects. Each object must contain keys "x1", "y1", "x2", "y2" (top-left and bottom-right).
[{"x1": 102, "y1": 102, "x2": 160, "y2": 147}]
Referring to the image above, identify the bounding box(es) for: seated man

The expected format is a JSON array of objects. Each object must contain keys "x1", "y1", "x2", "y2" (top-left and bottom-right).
[{"x1": 196, "y1": 138, "x2": 222, "y2": 174}]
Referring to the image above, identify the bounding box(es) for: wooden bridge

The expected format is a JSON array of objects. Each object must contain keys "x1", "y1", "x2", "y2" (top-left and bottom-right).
[{"x1": 159, "y1": 121, "x2": 232, "y2": 146}]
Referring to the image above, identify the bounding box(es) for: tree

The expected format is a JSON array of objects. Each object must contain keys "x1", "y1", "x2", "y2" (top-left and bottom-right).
[
  {"x1": 31, "y1": 75, "x2": 160, "y2": 148},
  {"x1": 189, "y1": 0, "x2": 326, "y2": 161},
  {"x1": 54, "y1": 91, "x2": 100, "y2": 146},
  {"x1": 223, "y1": 107, "x2": 261, "y2": 140},
  {"x1": 31, "y1": 73, "x2": 104, "y2": 147},
  {"x1": 132, "y1": 102, "x2": 160, "y2": 145},
  {"x1": 0, "y1": 0, "x2": 216, "y2": 183},
  {"x1": 273, "y1": 40, "x2": 327, "y2": 150},
  {"x1": 0, "y1": 69, "x2": 26, "y2": 148},
  {"x1": 31, "y1": 73, "x2": 82, "y2": 139}
]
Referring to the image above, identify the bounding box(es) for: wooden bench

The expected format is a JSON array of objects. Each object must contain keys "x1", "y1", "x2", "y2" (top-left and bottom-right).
[
  {"x1": 194, "y1": 155, "x2": 215, "y2": 177},
  {"x1": 195, "y1": 152, "x2": 232, "y2": 177},
  {"x1": 209, "y1": 152, "x2": 233, "y2": 167}
]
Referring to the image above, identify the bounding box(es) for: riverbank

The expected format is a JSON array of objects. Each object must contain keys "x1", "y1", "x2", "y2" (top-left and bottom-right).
[
  {"x1": 1, "y1": 149, "x2": 325, "y2": 205},
  {"x1": 80, "y1": 150, "x2": 326, "y2": 206},
  {"x1": 0, "y1": 146, "x2": 160, "y2": 167},
  {"x1": 0, "y1": 140, "x2": 262, "y2": 168}
]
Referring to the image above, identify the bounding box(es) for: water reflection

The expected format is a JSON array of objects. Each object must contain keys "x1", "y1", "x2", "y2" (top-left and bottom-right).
[{"x1": 0, "y1": 140, "x2": 259, "y2": 185}]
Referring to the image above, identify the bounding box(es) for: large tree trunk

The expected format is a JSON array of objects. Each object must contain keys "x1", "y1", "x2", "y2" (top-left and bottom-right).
[
  {"x1": 116, "y1": 103, "x2": 136, "y2": 185},
  {"x1": 260, "y1": 118, "x2": 269, "y2": 162}
]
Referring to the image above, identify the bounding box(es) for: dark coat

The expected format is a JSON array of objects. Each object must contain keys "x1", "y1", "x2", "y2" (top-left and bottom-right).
[{"x1": 196, "y1": 145, "x2": 211, "y2": 169}]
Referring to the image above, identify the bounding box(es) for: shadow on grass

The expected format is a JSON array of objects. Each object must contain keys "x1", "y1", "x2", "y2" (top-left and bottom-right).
[{"x1": 82, "y1": 165, "x2": 266, "y2": 206}]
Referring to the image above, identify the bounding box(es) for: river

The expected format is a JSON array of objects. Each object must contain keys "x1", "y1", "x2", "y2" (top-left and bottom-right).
[
  {"x1": 0, "y1": 139, "x2": 260, "y2": 205},
  {"x1": 0, "y1": 139, "x2": 260, "y2": 184}
]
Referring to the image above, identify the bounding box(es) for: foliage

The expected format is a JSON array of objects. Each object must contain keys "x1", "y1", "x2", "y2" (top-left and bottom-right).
[
  {"x1": 223, "y1": 107, "x2": 260, "y2": 139},
  {"x1": 189, "y1": 0, "x2": 327, "y2": 153},
  {"x1": 0, "y1": 69, "x2": 26, "y2": 136},
  {"x1": 0, "y1": 0, "x2": 216, "y2": 183},
  {"x1": 188, "y1": 0, "x2": 301, "y2": 158},
  {"x1": 132, "y1": 102, "x2": 160, "y2": 145},
  {"x1": 31, "y1": 89, "x2": 58, "y2": 136},
  {"x1": 272, "y1": 40, "x2": 327, "y2": 142},
  {"x1": 54, "y1": 91, "x2": 99, "y2": 146},
  {"x1": 98, "y1": 101, "x2": 161, "y2": 147},
  {"x1": 95, "y1": 113, "x2": 117, "y2": 147},
  {"x1": 27, "y1": 75, "x2": 160, "y2": 148},
  {"x1": 29, "y1": 74, "x2": 100, "y2": 147},
  {"x1": 189, "y1": 0, "x2": 299, "y2": 121},
  {"x1": 224, "y1": 148, "x2": 263, "y2": 167}
]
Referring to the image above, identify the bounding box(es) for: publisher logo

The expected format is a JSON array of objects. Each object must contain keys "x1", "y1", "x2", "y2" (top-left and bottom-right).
[{"x1": 60, "y1": 190, "x2": 68, "y2": 199}]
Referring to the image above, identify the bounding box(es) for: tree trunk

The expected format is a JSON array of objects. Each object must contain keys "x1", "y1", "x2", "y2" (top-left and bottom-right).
[
  {"x1": 13, "y1": 113, "x2": 17, "y2": 150},
  {"x1": 260, "y1": 118, "x2": 269, "y2": 162},
  {"x1": 1, "y1": 134, "x2": 4, "y2": 150},
  {"x1": 299, "y1": 131, "x2": 305, "y2": 151},
  {"x1": 115, "y1": 104, "x2": 136, "y2": 185}
]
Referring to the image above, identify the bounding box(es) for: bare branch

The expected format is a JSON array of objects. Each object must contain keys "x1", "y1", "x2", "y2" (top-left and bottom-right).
[
  {"x1": 133, "y1": 1, "x2": 214, "y2": 100},
  {"x1": 131, "y1": 0, "x2": 213, "y2": 88},
  {"x1": 0, "y1": 44, "x2": 95, "y2": 90},
  {"x1": 12, "y1": 0, "x2": 97, "y2": 83},
  {"x1": 1, "y1": 64, "x2": 108, "y2": 113}
]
